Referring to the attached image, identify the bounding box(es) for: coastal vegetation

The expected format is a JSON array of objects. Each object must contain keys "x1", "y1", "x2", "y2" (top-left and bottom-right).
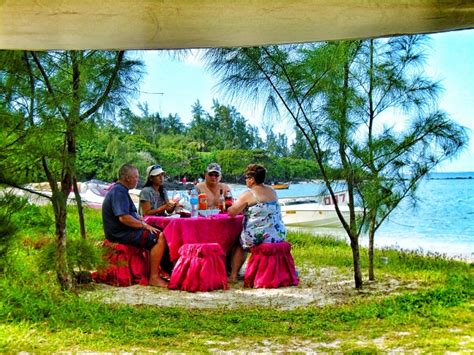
[
  {"x1": 0, "y1": 50, "x2": 144, "y2": 290},
  {"x1": 204, "y1": 36, "x2": 467, "y2": 288},
  {"x1": 0, "y1": 49, "x2": 319, "y2": 290},
  {"x1": 0, "y1": 204, "x2": 472, "y2": 352},
  {"x1": 74, "y1": 100, "x2": 320, "y2": 184},
  {"x1": 0, "y1": 35, "x2": 469, "y2": 350}
]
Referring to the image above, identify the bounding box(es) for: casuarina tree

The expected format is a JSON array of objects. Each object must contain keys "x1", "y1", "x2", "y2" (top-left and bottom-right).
[
  {"x1": 204, "y1": 37, "x2": 467, "y2": 288},
  {"x1": 0, "y1": 50, "x2": 143, "y2": 290}
]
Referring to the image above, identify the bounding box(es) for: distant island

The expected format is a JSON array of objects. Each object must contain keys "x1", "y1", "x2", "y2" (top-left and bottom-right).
[{"x1": 427, "y1": 172, "x2": 473, "y2": 180}]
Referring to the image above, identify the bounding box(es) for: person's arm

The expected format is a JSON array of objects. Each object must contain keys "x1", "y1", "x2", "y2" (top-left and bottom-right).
[
  {"x1": 141, "y1": 200, "x2": 175, "y2": 216},
  {"x1": 227, "y1": 191, "x2": 252, "y2": 217},
  {"x1": 163, "y1": 201, "x2": 177, "y2": 214},
  {"x1": 163, "y1": 190, "x2": 178, "y2": 213},
  {"x1": 118, "y1": 214, "x2": 160, "y2": 234},
  {"x1": 195, "y1": 183, "x2": 203, "y2": 194}
]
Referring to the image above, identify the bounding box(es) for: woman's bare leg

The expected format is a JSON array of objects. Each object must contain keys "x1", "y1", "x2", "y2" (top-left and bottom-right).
[{"x1": 229, "y1": 245, "x2": 246, "y2": 283}]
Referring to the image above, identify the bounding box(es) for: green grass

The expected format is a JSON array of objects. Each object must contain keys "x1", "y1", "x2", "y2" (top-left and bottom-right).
[
  {"x1": 1, "y1": 277, "x2": 472, "y2": 352},
  {"x1": 0, "y1": 204, "x2": 473, "y2": 352}
]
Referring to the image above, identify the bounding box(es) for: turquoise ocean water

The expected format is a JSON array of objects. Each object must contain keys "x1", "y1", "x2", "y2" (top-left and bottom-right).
[{"x1": 231, "y1": 172, "x2": 474, "y2": 260}]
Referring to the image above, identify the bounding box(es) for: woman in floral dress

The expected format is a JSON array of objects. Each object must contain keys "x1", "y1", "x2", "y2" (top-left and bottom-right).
[{"x1": 227, "y1": 164, "x2": 286, "y2": 282}]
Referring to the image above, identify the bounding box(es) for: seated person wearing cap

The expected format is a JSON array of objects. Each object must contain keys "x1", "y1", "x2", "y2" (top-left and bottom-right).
[
  {"x1": 139, "y1": 164, "x2": 177, "y2": 216},
  {"x1": 102, "y1": 163, "x2": 169, "y2": 287},
  {"x1": 196, "y1": 163, "x2": 232, "y2": 209}
]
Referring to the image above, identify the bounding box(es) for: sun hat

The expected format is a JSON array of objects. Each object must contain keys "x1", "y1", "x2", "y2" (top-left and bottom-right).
[
  {"x1": 206, "y1": 163, "x2": 221, "y2": 175},
  {"x1": 146, "y1": 164, "x2": 165, "y2": 177}
]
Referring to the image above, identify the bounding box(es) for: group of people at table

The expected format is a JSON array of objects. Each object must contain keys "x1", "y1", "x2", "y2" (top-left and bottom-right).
[{"x1": 102, "y1": 162, "x2": 288, "y2": 288}]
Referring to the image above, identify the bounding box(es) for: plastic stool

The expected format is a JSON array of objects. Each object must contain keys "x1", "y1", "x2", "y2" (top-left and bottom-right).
[{"x1": 92, "y1": 240, "x2": 149, "y2": 287}]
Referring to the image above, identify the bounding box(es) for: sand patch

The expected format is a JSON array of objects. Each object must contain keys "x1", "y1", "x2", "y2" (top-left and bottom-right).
[{"x1": 83, "y1": 266, "x2": 412, "y2": 310}]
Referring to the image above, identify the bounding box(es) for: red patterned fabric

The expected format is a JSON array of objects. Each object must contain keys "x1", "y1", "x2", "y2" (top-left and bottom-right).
[
  {"x1": 244, "y1": 241, "x2": 299, "y2": 289},
  {"x1": 92, "y1": 240, "x2": 149, "y2": 286},
  {"x1": 144, "y1": 214, "x2": 243, "y2": 262},
  {"x1": 168, "y1": 243, "x2": 228, "y2": 292}
]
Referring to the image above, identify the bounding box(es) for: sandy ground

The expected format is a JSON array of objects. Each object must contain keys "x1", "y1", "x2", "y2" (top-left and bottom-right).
[
  {"x1": 83, "y1": 266, "x2": 412, "y2": 310},
  {"x1": 80, "y1": 266, "x2": 423, "y2": 352},
  {"x1": 79, "y1": 268, "x2": 474, "y2": 353}
]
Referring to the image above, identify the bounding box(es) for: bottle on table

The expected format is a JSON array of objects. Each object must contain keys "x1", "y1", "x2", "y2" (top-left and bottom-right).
[
  {"x1": 218, "y1": 188, "x2": 225, "y2": 213},
  {"x1": 190, "y1": 187, "x2": 199, "y2": 218},
  {"x1": 198, "y1": 192, "x2": 208, "y2": 210},
  {"x1": 225, "y1": 190, "x2": 233, "y2": 211}
]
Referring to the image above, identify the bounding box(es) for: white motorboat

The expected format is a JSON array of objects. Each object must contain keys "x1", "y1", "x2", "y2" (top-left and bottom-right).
[
  {"x1": 279, "y1": 192, "x2": 363, "y2": 227},
  {"x1": 76, "y1": 180, "x2": 111, "y2": 208},
  {"x1": 17, "y1": 180, "x2": 111, "y2": 208},
  {"x1": 15, "y1": 182, "x2": 362, "y2": 227}
]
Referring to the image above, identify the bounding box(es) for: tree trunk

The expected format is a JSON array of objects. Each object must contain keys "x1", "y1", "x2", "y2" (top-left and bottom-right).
[
  {"x1": 53, "y1": 125, "x2": 77, "y2": 291},
  {"x1": 368, "y1": 217, "x2": 376, "y2": 281},
  {"x1": 51, "y1": 192, "x2": 73, "y2": 291},
  {"x1": 73, "y1": 176, "x2": 86, "y2": 239},
  {"x1": 349, "y1": 236, "x2": 363, "y2": 289},
  {"x1": 70, "y1": 51, "x2": 86, "y2": 239},
  {"x1": 42, "y1": 155, "x2": 73, "y2": 291}
]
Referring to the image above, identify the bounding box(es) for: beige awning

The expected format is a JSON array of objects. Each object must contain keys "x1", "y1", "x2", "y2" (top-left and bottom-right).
[{"x1": 1, "y1": 0, "x2": 473, "y2": 50}]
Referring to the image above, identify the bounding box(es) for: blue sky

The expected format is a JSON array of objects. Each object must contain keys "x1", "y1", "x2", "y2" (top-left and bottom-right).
[{"x1": 134, "y1": 29, "x2": 473, "y2": 172}]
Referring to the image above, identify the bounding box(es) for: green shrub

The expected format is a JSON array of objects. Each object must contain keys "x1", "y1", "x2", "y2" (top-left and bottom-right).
[
  {"x1": 36, "y1": 237, "x2": 103, "y2": 276},
  {"x1": 0, "y1": 194, "x2": 29, "y2": 272},
  {"x1": 10, "y1": 199, "x2": 53, "y2": 233}
]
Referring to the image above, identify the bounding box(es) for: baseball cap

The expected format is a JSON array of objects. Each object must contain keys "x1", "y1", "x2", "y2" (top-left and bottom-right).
[{"x1": 206, "y1": 163, "x2": 221, "y2": 175}]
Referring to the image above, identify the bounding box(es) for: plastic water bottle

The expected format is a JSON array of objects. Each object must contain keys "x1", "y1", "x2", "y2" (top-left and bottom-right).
[{"x1": 190, "y1": 187, "x2": 198, "y2": 218}]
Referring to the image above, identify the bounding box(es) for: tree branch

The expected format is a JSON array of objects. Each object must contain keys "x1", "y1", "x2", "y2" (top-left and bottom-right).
[
  {"x1": 79, "y1": 51, "x2": 125, "y2": 121},
  {"x1": 30, "y1": 51, "x2": 68, "y2": 120}
]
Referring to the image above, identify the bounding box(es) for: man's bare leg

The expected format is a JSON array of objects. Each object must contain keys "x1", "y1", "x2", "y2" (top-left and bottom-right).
[{"x1": 149, "y1": 233, "x2": 168, "y2": 287}]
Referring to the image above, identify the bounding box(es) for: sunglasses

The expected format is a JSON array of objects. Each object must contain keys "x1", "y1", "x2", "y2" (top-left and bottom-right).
[
  {"x1": 151, "y1": 164, "x2": 162, "y2": 170},
  {"x1": 208, "y1": 172, "x2": 220, "y2": 177}
]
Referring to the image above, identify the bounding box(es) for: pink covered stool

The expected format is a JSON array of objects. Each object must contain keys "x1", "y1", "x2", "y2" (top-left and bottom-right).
[
  {"x1": 168, "y1": 243, "x2": 228, "y2": 292},
  {"x1": 92, "y1": 240, "x2": 149, "y2": 287},
  {"x1": 244, "y1": 241, "x2": 299, "y2": 288}
]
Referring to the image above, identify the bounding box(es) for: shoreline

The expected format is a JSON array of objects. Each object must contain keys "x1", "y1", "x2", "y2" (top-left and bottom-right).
[
  {"x1": 288, "y1": 226, "x2": 473, "y2": 263},
  {"x1": 3, "y1": 183, "x2": 472, "y2": 262}
]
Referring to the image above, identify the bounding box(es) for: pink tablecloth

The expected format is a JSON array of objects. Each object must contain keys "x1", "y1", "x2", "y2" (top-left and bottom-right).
[
  {"x1": 144, "y1": 214, "x2": 244, "y2": 262},
  {"x1": 168, "y1": 243, "x2": 228, "y2": 292}
]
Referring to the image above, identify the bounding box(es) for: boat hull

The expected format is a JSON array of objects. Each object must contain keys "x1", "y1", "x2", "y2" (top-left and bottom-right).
[
  {"x1": 281, "y1": 203, "x2": 360, "y2": 227},
  {"x1": 272, "y1": 183, "x2": 289, "y2": 190}
]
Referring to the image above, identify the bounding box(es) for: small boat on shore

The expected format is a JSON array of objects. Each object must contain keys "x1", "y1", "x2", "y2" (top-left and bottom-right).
[
  {"x1": 15, "y1": 180, "x2": 113, "y2": 208},
  {"x1": 279, "y1": 192, "x2": 362, "y2": 227},
  {"x1": 271, "y1": 182, "x2": 290, "y2": 190}
]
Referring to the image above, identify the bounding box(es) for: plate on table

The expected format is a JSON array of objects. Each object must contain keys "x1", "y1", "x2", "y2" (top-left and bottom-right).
[
  {"x1": 198, "y1": 209, "x2": 220, "y2": 217},
  {"x1": 177, "y1": 210, "x2": 191, "y2": 218}
]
